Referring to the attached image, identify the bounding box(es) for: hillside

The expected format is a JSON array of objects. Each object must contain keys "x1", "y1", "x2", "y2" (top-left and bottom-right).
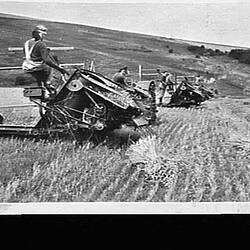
[
  {"x1": 0, "y1": 13, "x2": 250, "y2": 92},
  {"x1": 0, "y1": 14, "x2": 249, "y2": 203}
]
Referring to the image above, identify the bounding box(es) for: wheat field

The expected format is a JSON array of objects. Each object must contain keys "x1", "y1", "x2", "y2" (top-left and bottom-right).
[
  {"x1": 0, "y1": 97, "x2": 249, "y2": 202},
  {"x1": 0, "y1": 13, "x2": 249, "y2": 203}
]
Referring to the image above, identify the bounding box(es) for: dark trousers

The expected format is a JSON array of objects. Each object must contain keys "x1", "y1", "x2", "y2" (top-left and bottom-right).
[{"x1": 29, "y1": 65, "x2": 52, "y2": 87}]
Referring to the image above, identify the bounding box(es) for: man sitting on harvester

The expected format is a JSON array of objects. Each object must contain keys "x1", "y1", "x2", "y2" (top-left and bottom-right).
[
  {"x1": 112, "y1": 66, "x2": 129, "y2": 87},
  {"x1": 22, "y1": 25, "x2": 69, "y2": 93}
]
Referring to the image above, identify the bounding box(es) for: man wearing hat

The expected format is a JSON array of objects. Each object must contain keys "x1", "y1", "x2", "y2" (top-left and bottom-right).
[
  {"x1": 112, "y1": 66, "x2": 129, "y2": 87},
  {"x1": 158, "y1": 71, "x2": 174, "y2": 106},
  {"x1": 22, "y1": 24, "x2": 69, "y2": 91}
]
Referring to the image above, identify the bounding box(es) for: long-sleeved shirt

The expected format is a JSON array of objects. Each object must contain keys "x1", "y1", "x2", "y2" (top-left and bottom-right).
[
  {"x1": 112, "y1": 72, "x2": 126, "y2": 86},
  {"x1": 159, "y1": 74, "x2": 174, "y2": 88},
  {"x1": 24, "y1": 39, "x2": 62, "y2": 72}
]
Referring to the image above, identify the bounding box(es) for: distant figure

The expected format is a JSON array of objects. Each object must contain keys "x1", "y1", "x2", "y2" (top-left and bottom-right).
[
  {"x1": 148, "y1": 81, "x2": 157, "y2": 124},
  {"x1": 207, "y1": 76, "x2": 218, "y2": 94},
  {"x1": 195, "y1": 74, "x2": 203, "y2": 86},
  {"x1": 156, "y1": 68, "x2": 161, "y2": 77},
  {"x1": 112, "y1": 66, "x2": 129, "y2": 87},
  {"x1": 22, "y1": 24, "x2": 69, "y2": 91},
  {"x1": 158, "y1": 71, "x2": 174, "y2": 106},
  {"x1": 207, "y1": 76, "x2": 216, "y2": 85},
  {"x1": 156, "y1": 68, "x2": 162, "y2": 84}
]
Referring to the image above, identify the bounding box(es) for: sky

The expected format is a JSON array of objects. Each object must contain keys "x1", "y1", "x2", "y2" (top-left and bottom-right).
[
  {"x1": 1, "y1": 0, "x2": 249, "y2": 47},
  {"x1": 0, "y1": 0, "x2": 247, "y2": 3}
]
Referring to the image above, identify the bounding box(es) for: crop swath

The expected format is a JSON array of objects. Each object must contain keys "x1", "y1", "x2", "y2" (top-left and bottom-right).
[{"x1": 0, "y1": 98, "x2": 249, "y2": 202}]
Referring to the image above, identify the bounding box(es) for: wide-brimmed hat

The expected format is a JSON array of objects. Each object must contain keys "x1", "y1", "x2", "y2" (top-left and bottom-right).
[{"x1": 33, "y1": 25, "x2": 48, "y2": 34}]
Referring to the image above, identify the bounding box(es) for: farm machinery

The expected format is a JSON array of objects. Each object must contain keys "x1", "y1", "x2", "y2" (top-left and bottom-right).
[
  {"x1": 165, "y1": 78, "x2": 216, "y2": 108},
  {"x1": 138, "y1": 65, "x2": 216, "y2": 108},
  {"x1": 0, "y1": 68, "x2": 157, "y2": 143}
]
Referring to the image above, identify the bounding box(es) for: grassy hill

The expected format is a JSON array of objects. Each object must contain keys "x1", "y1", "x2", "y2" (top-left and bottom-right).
[
  {"x1": 1, "y1": 13, "x2": 250, "y2": 90},
  {"x1": 0, "y1": 14, "x2": 249, "y2": 202}
]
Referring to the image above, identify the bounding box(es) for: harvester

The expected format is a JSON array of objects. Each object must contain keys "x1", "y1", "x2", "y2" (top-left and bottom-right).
[
  {"x1": 0, "y1": 67, "x2": 157, "y2": 144},
  {"x1": 138, "y1": 66, "x2": 216, "y2": 108},
  {"x1": 166, "y1": 78, "x2": 208, "y2": 107}
]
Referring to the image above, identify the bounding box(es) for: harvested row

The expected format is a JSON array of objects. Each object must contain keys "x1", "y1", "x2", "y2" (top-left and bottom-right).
[{"x1": 0, "y1": 98, "x2": 249, "y2": 202}]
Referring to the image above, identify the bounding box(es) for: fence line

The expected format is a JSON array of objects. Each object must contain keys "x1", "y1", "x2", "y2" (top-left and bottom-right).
[
  {"x1": 138, "y1": 64, "x2": 196, "y2": 84},
  {"x1": 138, "y1": 65, "x2": 160, "y2": 81},
  {"x1": 7, "y1": 47, "x2": 75, "y2": 52},
  {"x1": 0, "y1": 60, "x2": 96, "y2": 72}
]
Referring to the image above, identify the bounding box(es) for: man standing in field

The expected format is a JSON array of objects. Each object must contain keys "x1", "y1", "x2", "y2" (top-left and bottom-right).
[
  {"x1": 158, "y1": 71, "x2": 174, "y2": 106},
  {"x1": 22, "y1": 25, "x2": 69, "y2": 92}
]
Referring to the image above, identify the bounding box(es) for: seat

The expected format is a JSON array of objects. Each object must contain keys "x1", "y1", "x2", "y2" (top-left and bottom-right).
[{"x1": 15, "y1": 72, "x2": 38, "y2": 86}]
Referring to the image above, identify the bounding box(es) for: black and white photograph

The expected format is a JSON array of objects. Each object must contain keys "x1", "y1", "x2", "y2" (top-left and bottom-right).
[{"x1": 0, "y1": 0, "x2": 249, "y2": 214}]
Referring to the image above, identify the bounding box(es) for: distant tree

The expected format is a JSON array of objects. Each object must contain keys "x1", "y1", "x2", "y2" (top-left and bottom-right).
[
  {"x1": 187, "y1": 45, "x2": 205, "y2": 55},
  {"x1": 215, "y1": 49, "x2": 224, "y2": 55},
  {"x1": 239, "y1": 51, "x2": 250, "y2": 64},
  {"x1": 227, "y1": 49, "x2": 250, "y2": 65},
  {"x1": 228, "y1": 49, "x2": 246, "y2": 60},
  {"x1": 207, "y1": 48, "x2": 216, "y2": 56},
  {"x1": 188, "y1": 45, "x2": 225, "y2": 57}
]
